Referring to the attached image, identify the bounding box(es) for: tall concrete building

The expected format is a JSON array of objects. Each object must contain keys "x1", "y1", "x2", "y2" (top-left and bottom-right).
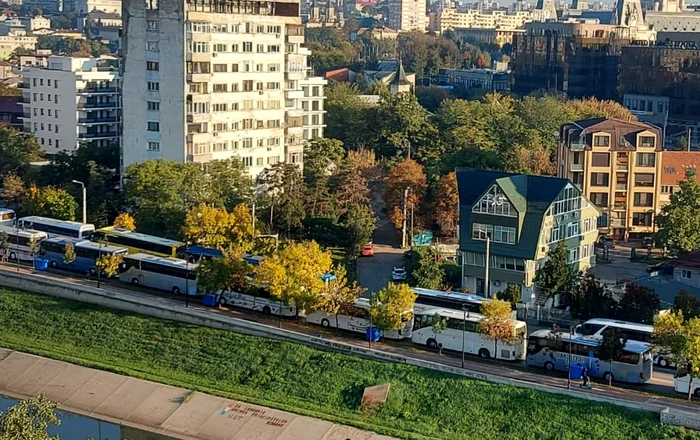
[
  {"x1": 387, "y1": 0, "x2": 426, "y2": 32},
  {"x1": 19, "y1": 56, "x2": 120, "y2": 154},
  {"x1": 122, "y1": 0, "x2": 325, "y2": 176}
]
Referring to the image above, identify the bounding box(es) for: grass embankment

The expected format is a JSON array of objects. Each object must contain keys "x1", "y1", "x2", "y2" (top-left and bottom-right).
[{"x1": 0, "y1": 287, "x2": 696, "y2": 440}]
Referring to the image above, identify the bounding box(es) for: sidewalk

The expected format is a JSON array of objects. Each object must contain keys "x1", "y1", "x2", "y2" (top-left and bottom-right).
[{"x1": 0, "y1": 349, "x2": 396, "y2": 440}]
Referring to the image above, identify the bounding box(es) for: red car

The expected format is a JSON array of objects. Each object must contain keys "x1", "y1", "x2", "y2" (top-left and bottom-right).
[{"x1": 360, "y1": 243, "x2": 374, "y2": 257}]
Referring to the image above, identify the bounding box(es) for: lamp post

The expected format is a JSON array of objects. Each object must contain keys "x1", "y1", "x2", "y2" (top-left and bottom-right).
[
  {"x1": 567, "y1": 325, "x2": 573, "y2": 389},
  {"x1": 461, "y1": 305, "x2": 469, "y2": 368},
  {"x1": 15, "y1": 221, "x2": 19, "y2": 272},
  {"x1": 71, "y1": 180, "x2": 87, "y2": 224}
]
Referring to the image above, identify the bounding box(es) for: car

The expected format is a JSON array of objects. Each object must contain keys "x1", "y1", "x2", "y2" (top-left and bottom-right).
[
  {"x1": 647, "y1": 262, "x2": 673, "y2": 276},
  {"x1": 392, "y1": 267, "x2": 407, "y2": 281},
  {"x1": 403, "y1": 250, "x2": 413, "y2": 260},
  {"x1": 360, "y1": 243, "x2": 374, "y2": 257},
  {"x1": 597, "y1": 235, "x2": 615, "y2": 249}
]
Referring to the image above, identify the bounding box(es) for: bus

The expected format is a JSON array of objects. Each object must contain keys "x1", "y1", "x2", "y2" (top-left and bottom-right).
[
  {"x1": 182, "y1": 245, "x2": 223, "y2": 263},
  {"x1": 217, "y1": 286, "x2": 297, "y2": 318},
  {"x1": 17, "y1": 216, "x2": 95, "y2": 239},
  {"x1": 305, "y1": 298, "x2": 414, "y2": 340},
  {"x1": 673, "y1": 367, "x2": 700, "y2": 397},
  {"x1": 413, "y1": 287, "x2": 491, "y2": 314},
  {"x1": 0, "y1": 225, "x2": 47, "y2": 261},
  {"x1": 0, "y1": 209, "x2": 15, "y2": 225},
  {"x1": 118, "y1": 253, "x2": 198, "y2": 295},
  {"x1": 40, "y1": 237, "x2": 127, "y2": 275},
  {"x1": 411, "y1": 307, "x2": 527, "y2": 360},
  {"x1": 527, "y1": 329, "x2": 653, "y2": 384},
  {"x1": 93, "y1": 227, "x2": 186, "y2": 258}
]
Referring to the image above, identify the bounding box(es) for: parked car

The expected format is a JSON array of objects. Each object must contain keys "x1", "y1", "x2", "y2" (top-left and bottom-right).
[
  {"x1": 597, "y1": 235, "x2": 615, "y2": 249},
  {"x1": 647, "y1": 262, "x2": 673, "y2": 276},
  {"x1": 392, "y1": 267, "x2": 407, "y2": 282},
  {"x1": 360, "y1": 243, "x2": 374, "y2": 257},
  {"x1": 403, "y1": 250, "x2": 413, "y2": 260}
]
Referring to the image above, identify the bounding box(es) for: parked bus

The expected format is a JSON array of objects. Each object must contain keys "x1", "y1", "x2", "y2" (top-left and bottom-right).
[
  {"x1": 412, "y1": 287, "x2": 491, "y2": 314},
  {"x1": 574, "y1": 318, "x2": 653, "y2": 343},
  {"x1": 217, "y1": 286, "x2": 297, "y2": 318},
  {"x1": 17, "y1": 216, "x2": 94, "y2": 239},
  {"x1": 673, "y1": 367, "x2": 700, "y2": 398},
  {"x1": 0, "y1": 209, "x2": 15, "y2": 225},
  {"x1": 527, "y1": 329, "x2": 653, "y2": 384},
  {"x1": 305, "y1": 298, "x2": 414, "y2": 340},
  {"x1": 40, "y1": 237, "x2": 127, "y2": 276},
  {"x1": 411, "y1": 307, "x2": 527, "y2": 360},
  {"x1": 119, "y1": 253, "x2": 198, "y2": 295},
  {"x1": 93, "y1": 227, "x2": 186, "y2": 258},
  {"x1": 182, "y1": 245, "x2": 223, "y2": 263},
  {"x1": 0, "y1": 225, "x2": 47, "y2": 261}
]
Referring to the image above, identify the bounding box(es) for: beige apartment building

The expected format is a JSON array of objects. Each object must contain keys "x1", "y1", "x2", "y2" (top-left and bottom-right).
[
  {"x1": 387, "y1": 0, "x2": 427, "y2": 32},
  {"x1": 557, "y1": 118, "x2": 663, "y2": 241},
  {"x1": 429, "y1": 7, "x2": 531, "y2": 34}
]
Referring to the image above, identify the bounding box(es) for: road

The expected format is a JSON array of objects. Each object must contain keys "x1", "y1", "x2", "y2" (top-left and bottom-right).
[{"x1": 2, "y1": 263, "x2": 697, "y2": 416}]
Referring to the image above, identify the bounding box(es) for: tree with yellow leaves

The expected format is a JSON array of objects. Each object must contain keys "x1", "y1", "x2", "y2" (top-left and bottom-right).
[
  {"x1": 196, "y1": 246, "x2": 252, "y2": 294},
  {"x1": 653, "y1": 311, "x2": 700, "y2": 400},
  {"x1": 478, "y1": 299, "x2": 518, "y2": 360},
  {"x1": 96, "y1": 252, "x2": 124, "y2": 278},
  {"x1": 254, "y1": 241, "x2": 333, "y2": 315},
  {"x1": 112, "y1": 213, "x2": 136, "y2": 231},
  {"x1": 315, "y1": 265, "x2": 365, "y2": 332},
  {"x1": 370, "y1": 283, "x2": 417, "y2": 332},
  {"x1": 183, "y1": 204, "x2": 255, "y2": 251}
]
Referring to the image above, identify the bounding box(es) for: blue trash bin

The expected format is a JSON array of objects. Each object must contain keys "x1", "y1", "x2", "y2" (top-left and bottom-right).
[
  {"x1": 569, "y1": 363, "x2": 584, "y2": 380},
  {"x1": 34, "y1": 259, "x2": 49, "y2": 271},
  {"x1": 202, "y1": 294, "x2": 218, "y2": 307},
  {"x1": 365, "y1": 326, "x2": 381, "y2": 342}
]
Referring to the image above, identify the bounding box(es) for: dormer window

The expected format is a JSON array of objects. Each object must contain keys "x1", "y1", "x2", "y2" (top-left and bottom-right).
[{"x1": 472, "y1": 185, "x2": 517, "y2": 217}]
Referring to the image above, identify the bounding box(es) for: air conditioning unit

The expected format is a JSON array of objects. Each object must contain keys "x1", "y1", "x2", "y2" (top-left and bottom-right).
[
  {"x1": 275, "y1": 33, "x2": 280, "y2": 38},
  {"x1": 259, "y1": 91, "x2": 264, "y2": 95},
  {"x1": 213, "y1": 132, "x2": 219, "y2": 137},
  {"x1": 267, "y1": 147, "x2": 273, "y2": 151},
  {"x1": 212, "y1": 53, "x2": 218, "y2": 57}
]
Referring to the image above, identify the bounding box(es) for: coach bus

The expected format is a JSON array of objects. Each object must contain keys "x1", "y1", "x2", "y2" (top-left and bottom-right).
[
  {"x1": 527, "y1": 329, "x2": 653, "y2": 384},
  {"x1": 0, "y1": 209, "x2": 15, "y2": 225},
  {"x1": 17, "y1": 216, "x2": 94, "y2": 239},
  {"x1": 412, "y1": 287, "x2": 491, "y2": 314},
  {"x1": 119, "y1": 253, "x2": 198, "y2": 295},
  {"x1": 93, "y1": 227, "x2": 186, "y2": 258},
  {"x1": 0, "y1": 224, "x2": 47, "y2": 261},
  {"x1": 40, "y1": 237, "x2": 127, "y2": 276}
]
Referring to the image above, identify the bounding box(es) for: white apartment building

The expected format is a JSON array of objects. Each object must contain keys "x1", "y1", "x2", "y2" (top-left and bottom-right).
[
  {"x1": 122, "y1": 0, "x2": 325, "y2": 177},
  {"x1": 429, "y1": 7, "x2": 532, "y2": 33},
  {"x1": 20, "y1": 56, "x2": 120, "y2": 154},
  {"x1": 387, "y1": 0, "x2": 427, "y2": 32}
]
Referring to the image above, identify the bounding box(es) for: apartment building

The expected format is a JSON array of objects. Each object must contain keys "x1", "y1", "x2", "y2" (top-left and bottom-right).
[
  {"x1": 19, "y1": 56, "x2": 120, "y2": 154},
  {"x1": 557, "y1": 118, "x2": 663, "y2": 241},
  {"x1": 457, "y1": 169, "x2": 599, "y2": 304},
  {"x1": 122, "y1": 0, "x2": 325, "y2": 177},
  {"x1": 284, "y1": 66, "x2": 326, "y2": 165},
  {"x1": 387, "y1": 0, "x2": 427, "y2": 32},
  {"x1": 430, "y1": 8, "x2": 531, "y2": 35},
  {"x1": 0, "y1": 33, "x2": 37, "y2": 60}
]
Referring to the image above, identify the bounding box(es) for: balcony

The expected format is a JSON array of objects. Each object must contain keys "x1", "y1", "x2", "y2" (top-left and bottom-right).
[
  {"x1": 78, "y1": 131, "x2": 118, "y2": 139},
  {"x1": 78, "y1": 101, "x2": 119, "y2": 109},
  {"x1": 614, "y1": 202, "x2": 627, "y2": 210},
  {"x1": 77, "y1": 87, "x2": 118, "y2": 95},
  {"x1": 17, "y1": 82, "x2": 29, "y2": 89},
  {"x1": 615, "y1": 183, "x2": 627, "y2": 190},
  {"x1": 570, "y1": 141, "x2": 585, "y2": 151},
  {"x1": 570, "y1": 163, "x2": 584, "y2": 171},
  {"x1": 610, "y1": 218, "x2": 625, "y2": 227},
  {"x1": 615, "y1": 164, "x2": 628, "y2": 171},
  {"x1": 78, "y1": 116, "x2": 118, "y2": 124}
]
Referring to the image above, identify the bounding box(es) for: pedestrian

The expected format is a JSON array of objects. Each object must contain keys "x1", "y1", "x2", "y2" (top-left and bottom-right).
[{"x1": 580, "y1": 367, "x2": 591, "y2": 389}]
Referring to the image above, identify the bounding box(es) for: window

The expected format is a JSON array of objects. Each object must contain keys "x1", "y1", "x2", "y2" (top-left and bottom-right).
[
  {"x1": 636, "y1": 153, "x2": 656, "y2": 167},
  {"x1": 242, "y1": 156, "x2": 253, "y2": 166},
  {"x1": 242, "y1": 119, "x2": 253, "y2": 129},
  {"x1": 566, "y1": 222, "x2": 579, "y2": 238},
  {"x1": 147, "y1": 142, "x2": 160, "y2": 151},
  {"x1": 567, "y1": 248, "x2": 579, "y2": 263},
  {"x1": 257, "y1": 43, "x2": 265, "y2": 52},
  {"x1": 640, "y1": 136, "x2": 656, "y2": 147},
  {"x1": 268, "y1": 63, "x2": 280, "y2": 72},
  {"x1": 242, "y1": 42, "x2": 252, "y2": 52},
  {"x1": 213, "y1": 142, "x2": 227, "y2": 151},
  {"x1": 682, "y1": 270, "x2": 692, "y2": 280},
  {"x1": 147, "y1": 122, "x2": 160, "y2": 131},
  {"x1": 192, "y1": 42, "x2": 209, "y2": 53},
  {"x1": 490, "y1": 256, "x2": 525, "y2": 271},
  {"x1": 590, "y1": 173, "x2": 609, "y2": 186},
  {"x1": 267, "y1": 45, "x2": 280, "y2": 52},
  {"x1": 464, "y1": 252, "x2": 485, "y2": 266},
  {"x1": 472, "y1": 223, "x2": 516, "y2": 244},
  {"x1": 243, "y1": 80, "x2": 253, "y2": 91},
  {"x1": 213, "y1": 123, "x2": 227, "y2": 131},
  {"x1": 290, "y1": 152, "x2": 301, "y2": 163},
  {"x1": 214, "y1": 44, "x2": 227, "y2": 52},
  {"x1": 212, "y1": 103, "x2": 227, "y2": 112},
  {"x1": 54, "y1": 95, "x2": 58, "y2": 104},
  {"x1": 266, "y1": 82, "x2": 280, "y2": 90},
  {"x1": 662, "y1": 185, "x2": 674, "y2": 195},
  {"x1": 147, "y1": 101, "x2": 160, "y2": 111},
  {"x1": 213, "y1": 64, "x2": 227, "y2": 72},
  {"x1": 190, "y1": 22, "x2": 210, "y2": 33},
  {"x1": 267, "y1": 156, "x2": 279, "y2": 164},
  {"x1": 147, "y1": 20, "x2": 158, "y2": 30},
  {"x1": 476, "y1": 278, "x2": 485, "y2": 294},
  {"x1": 147, "y1": 41, "x2": 159, "y2": 51},
  {"x1": 471, "y1": 185, "x2": 517, "y2": 217},
  {"x1": 147, "y1": 81, "x2": 159, "y2": 91},
  {"x1": 590, "y1": 192, "x2": 609, "y2": 208},
  {"x1": 257, "y1": 24, "x2": 265, "y2": 33},
  {"x1": 633, "y1": 193, "x2": 653, "y2": 207},
  {"x1": 242, "y1": 138, "x2": 252, "y2": 148},
  {"x1": 32, "y1": 78, "x2": 36, "y2": 87},
  {"x1": 213, "y1": 84, "x2": 228, "y2": 92},
  {"x1": 312, "y1": 101, "x2": 320, "y2": 111},
  {"x1": 634, "y1": 173, "x2": 654, "y2": 187},
  {"x1": 632, "y1": 212, "x2": 652, "y2": 226},
  {"x1": 598, "y1": 213, "x2": 608, "y2": 227},
  {"x1": 256, "y1": 157, "x2": 264, "y2": 166},
  {"x1": 550, "y1": 225, "x2": 560, "y2": 243},
  {"x1": 593, "y1": 135, "x2": 610, "y2": 147},
  {"x1": 591, "y1": 152, "x2": 610, "y2": 167}
]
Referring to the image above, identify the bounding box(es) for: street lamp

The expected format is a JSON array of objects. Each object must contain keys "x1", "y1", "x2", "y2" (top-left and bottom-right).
[
  {"x1": 461, "y1": 305, "x2": 470, "y2": 368},
  {"x1": 71, "y1": 180, "x2": 87, "y2": 224}
]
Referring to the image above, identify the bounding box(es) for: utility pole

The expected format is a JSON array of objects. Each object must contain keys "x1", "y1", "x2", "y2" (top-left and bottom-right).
[
  {"x1": 401, "y1": 187, "x2": 409, "y2": 248},
  {"x1": 484, "y1": 234, "x2": 490, "y2": 298}
]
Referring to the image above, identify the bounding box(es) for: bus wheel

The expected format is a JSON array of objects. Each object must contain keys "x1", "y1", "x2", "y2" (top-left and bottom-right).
[
  {"x1": 478, "y1": 348, "x2": 490, "y2": 359},
  {"x1": 427, "y1": 339, "x2": 438, "y2": 349},
  {"x1": 89, "y1": 267, "x2": 97, "y2": 276},
  {"x1": 262, "y1": 306, "x2": 272, "y2": 315},
  {"x1": 658, "y1": 357, "x2": 668, "y2": 368},
  {"x1": 131, "y1": 278, "x2": 139, "y2": 286},
  {"x1": 603, "y1": 371, "x2": 614, "y2": 383},
  {"x1": 172, "y1": 286, "x2": 181, "y2": 295},
  {"x1": 49, "y1": 260, "x2": 58, "y2": 269},
  {"x1": 694, "y1": 388, "x2": 700, "y2": 398},
  {"x1": 219, "y1": 297, "x2": 227, "y2": 306},
  {"x1": 321, "y1": 319, "x2": 330, "y2": 328},
  {"x1": 544, "y1": 361, "x2": 555, "y2": 372},
  {"x1": 9, "y1": 252, "x2": 16, "y2": 261}
]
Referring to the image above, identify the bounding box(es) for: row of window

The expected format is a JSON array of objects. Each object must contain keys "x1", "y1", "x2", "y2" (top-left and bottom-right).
[
  {"x1": 209, "y1": 81, "x2": 281, "y2": 92},
  {"x1": 31, "y1": 108, "x2": 61, "y2": 118},
  {"x1": 592, "y1": 135, "x2": 656, "y2": 148},
  {"x1": 186, "y1": 137, "x2": 283, "y2": 151},
  {"x1": 186, "y1": 0, "x2": 276, "y2": 15},
  {"x1": 211, "y1": 63, "x2": 280, "y2": 73},
  {"x1": 589, "y1": 192, "x2": 654, "y2": 208},
  {"x1": 191, "y1": 41, "x2": 281, "y2": 54},
  {"x1": 590, "y1": 172, "x2": 655, "y2": 187},
  {"x1": 31, "y1": 93, "x2": 59, "y2": 104},
  {"x1": 471, "y1": 186, "x2": 517, "y2": 217},
  {"x1": 32, "y1": 122, "x2": 60, "y2": 133},
  {"x1": 590, "y1": 152, "x2": 656, "y2": 168},
  {"x1": 567, "y1": 243, "x2": 594, "y2": 264},
  {"x1": 471, "y1": 223, "x2": 516, "y2": 244},
  {"x1": 463, "y1": 252, "x2": 526, "y2": 272},
  {"x1": 30, "y1": 78, "x2": 59, "y2": 88},
  {"x1": 38, "y1": 137, "x2": 60, "y2": 148},
  {"x1": 597, "y1": 212, "x2": 654, "y2": 227},
  {"x1": 188, "y1": 22, "x2": 281, "y2": 35}
]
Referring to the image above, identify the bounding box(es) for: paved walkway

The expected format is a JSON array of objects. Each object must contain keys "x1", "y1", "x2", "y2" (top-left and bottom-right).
[{"x1": 0, "y1": 349, "x2": 396, "y2": 440}]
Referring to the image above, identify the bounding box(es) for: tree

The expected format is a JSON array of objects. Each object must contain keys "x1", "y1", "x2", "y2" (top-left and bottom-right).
[
  {"x1": 478, "y1": 299, "x2": 518, "y2": 359},
  {"x1": 375, "y1": 92, "x2": 437, "y2": 160},
  {"x1": 0, "y1": 172, "x2": 26, "y2": 209},
  {"x1": 0, "y1": 394, "x2": 60, "y2": 440},
  {"x1": 596, "y1": 328, "x2": 627, "y2": 385},
  {"x1": 656, "y1": 170, "x2": 700, "y2": 254},
  {"x1": 674, "y1": 136, "x2": 689, "y2": 151},
  {"x1": 431, "y1": 312, "x2": 448, "y2": 355},
  {"x1": 28, "y1": 234, "x2": 40, "y2": 262},
  {"x1": 31, "y1": 186, "x2": 78, "y2": 221},
  {"x1": 344, "y1": 204, "x2": 376, "y2": 258},
  {"x1": 203, "y1": 159, "x2": 254, "y2": 212},
  {"x1": 675, "y1": 290, "x2": 700, "y2": 321},
  {"x1": 496, "y1": 284, "x2": 521, "y2": 306},
  {"x1": 534, "y1": 240, "x2": 576, "y2": 299},
  {"x1": 254, "y1": 241, "x2": 334, "y2": 315},
  {"x1": 433, "y1": 172, "x2": 459, "y2": 237},
  {"x1": 304, "y1": 138, "x2": 345, "y2": 179},
  {"x1": 0, "y1": 126, "x2": 41, "y2": 176},
  {"x1": 258, "y1": 163, "x2": 307, "y2": 234},
  {"x1": 196, "y1": 248, "x2": 251, "y2": 294},
  {"x1": 0, "y1": 231, "x2": 8, "y2": 260},
  {"x1": 183, "y1": 204, "x2": 254, "y2": 251},
  {"x1": 96, "y1": 252, "x2": 124, "y2": 277},
  {"x1": 112, "y1": 213, "x2": 136, "y2": 231},
  {"x1": 411, "y1": 248, "x2": 445, "y2": 290},
  {"x1": 370, "y1": 283, "x2": 418, "y2": 332},
  {"x1": 565, "y1": 273, "x2": 617, "y2": 321},
  {"x1": 653, "y1": 311, "x2": 700, "y2": 400},
  {"x1": 315, "y1": 266, "x2": 364, "y2": 332},
  {"x1": 63, "y1": 241, "x2": 76, "y2": 265},
  {"x1": 616, "y1": 283, "x2": 660, "y2": 324},
  {"x1": 384, "y1": 159, "x2": 427, "y2": 233},
  {"x1": 324, "y1": 82, "x2": 374, "y2": 147}
]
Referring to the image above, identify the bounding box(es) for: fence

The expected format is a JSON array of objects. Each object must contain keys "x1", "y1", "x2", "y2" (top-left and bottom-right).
[{"x1": 516, "y1": 303, "x2": 575, "y2": 327}]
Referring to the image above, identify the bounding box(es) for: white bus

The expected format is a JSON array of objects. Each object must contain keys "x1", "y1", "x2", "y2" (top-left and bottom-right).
[
  {"x1": 119, "y1": 253, "x2": 198, "y2": 295},
  {"x1": 575, "y1": 318, "x2": 653, "y2": 343},
  {"x1": 217, "y1": 287, "x2": 297, "y2": 318},
  {"x1": 673, "y1": 367, "x2": 700, "y2": 398},
  {"x1": 527, "y1": 329, "x2": 653, "y2": 384},
  {"x1": 17, "y1": 216, "x2": 95, "y2": 240},
  {"x1": 0, "y1": 209, "x2": 15, "y2": 225},
  {"x1": 0, "y1": 225, "x2": 47, "y2": 261},
  {"x1": 305, "y1": 298, "x2": 414, "y2": 340},
  {"x1": 411, "y1": 307, "x2": 527, "y2": 360},
  {"x1": 412, "y1": 287, "x2": 491, "y2": 314}
]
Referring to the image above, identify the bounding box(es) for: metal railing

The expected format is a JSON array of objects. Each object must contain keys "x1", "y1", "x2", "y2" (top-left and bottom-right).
[{"x1": 516, "y1": 303, "x2": 575, "y2": 327}]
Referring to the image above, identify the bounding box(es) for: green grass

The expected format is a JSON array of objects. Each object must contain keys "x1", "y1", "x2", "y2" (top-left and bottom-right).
[{"x1": 0, "y1": 287, "x2": 697, "y2": 440}]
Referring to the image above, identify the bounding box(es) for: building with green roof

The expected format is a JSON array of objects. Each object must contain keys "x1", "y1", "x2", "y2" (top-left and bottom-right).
[{"x1": 457, "y1": 169, "x2": 600, "y2": 305}]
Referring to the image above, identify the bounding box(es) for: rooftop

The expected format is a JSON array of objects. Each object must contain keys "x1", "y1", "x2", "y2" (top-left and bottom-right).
[
  {"x1": 661, "y1": 151, "x2": 700, "y2": 186},
  {"x1": 560, "y1": 117, "x2": 662, "y2": 151}
]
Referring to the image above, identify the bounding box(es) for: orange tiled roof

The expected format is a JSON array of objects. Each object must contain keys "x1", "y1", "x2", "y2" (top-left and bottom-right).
[{"x1": 661, "y1": 151, "x2": 700, "y2": 185}]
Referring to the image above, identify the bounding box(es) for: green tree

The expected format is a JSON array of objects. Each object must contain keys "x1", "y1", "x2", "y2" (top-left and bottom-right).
[
  {"x1": 375, "y1": 92, "x2": 437, "y2": 160},
  {"x1": 675, "y1": 290, "x2": 700, "y2": 321},
  {"x1": 0, "y1": 172, "x2": 25, "y2": 210},
  {"x1": 203, "y1": 159, "x2": 254, "y2": 212},
  {"x1": 324, "y1": 82, "x2": 374, "y2": 147},
  {"x1": 96, "y1": 252, "x2": 124, "y2": 277},
  {"x1": 496, "y1": 284, "x2": 521, "y2": 307},
  {"x1": 674, "y1": 136, "x2": 689, "y2": 151},
  {"x1": 0, "y1": 394, "x2": 60, "y2": 440},
  {"x1": 34, "y1": 186, "x2": 78, "y2": 221},
  {"x1": 653, "y1": 311, "x2": 700, "y2": 400},
  {"x1": 315, "y1": 266, "x2": 365, "y2": 332},
  {"x1": 304, "y1": 138, "x2": 345, "y2": 179},
  {"x1": 431, "y1": 312, "x2": 448, "y2": 355},
  {"x1": 616, "y1": 283, "x2": 660, "y2": 324},
  {"x1": 656, "y1": 170, "x2": 700, "y2": 254},
  {"x1": 196, "y1": 248, "x2": 251, "y2": 294},
  {"x1": 478, "y1": 299, "x2": 518, "y2": 359},
  {"x1": 258, "y1": 163, "x2": 307, "y2": 234},
  {"x1": 344, "y1": 204, "x2": 376, "y2": 258},
  {"x1": 411, "y1": 248, "x2": 444, "y2": 290},
  {"x1": 535, "y1": 240, "x2": 576, "y2": 299},
  {"x1": 596, "y1": 328, "x2": 627, "y2": 385},
  {"x1": 370, "y1": 283, "x2": 417, "y2": 332},
  {"x1": 63, "y1": 241, "x2": 76, "y2": 265},
  {"x1": 0, "y1": 126, "x2": 41, "y2": 176},
  {"x1": 565, "y1": 273, "x2": 617, "y2": 321}
]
